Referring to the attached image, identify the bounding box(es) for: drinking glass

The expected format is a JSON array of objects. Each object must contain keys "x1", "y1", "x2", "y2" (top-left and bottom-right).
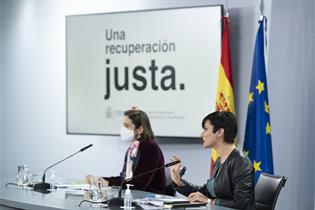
[{"x1": 109, "y1": 186, "x2": 121, "y2": 199}]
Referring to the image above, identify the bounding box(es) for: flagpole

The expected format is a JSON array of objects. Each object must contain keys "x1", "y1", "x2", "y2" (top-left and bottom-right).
[
  {"x1": 260, "y1": 0, "x2": 265, "y2": 17},
  {"x1": 225, "y1": 0, "x2": 229, "y2": 17}
]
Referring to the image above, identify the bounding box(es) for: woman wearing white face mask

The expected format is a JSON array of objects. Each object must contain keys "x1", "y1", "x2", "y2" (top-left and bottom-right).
[{"x1": 85, "y1": 109, "x2": 166, "y2": 194}]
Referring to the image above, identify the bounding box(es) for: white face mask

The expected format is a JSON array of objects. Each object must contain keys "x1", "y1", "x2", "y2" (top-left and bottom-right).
[{"x1": 120, "y1": 126, "x2": 135, "y2": 142}]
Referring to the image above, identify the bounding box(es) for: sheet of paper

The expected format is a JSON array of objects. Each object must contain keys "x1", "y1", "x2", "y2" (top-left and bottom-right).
[
  {"x1": 55, "y1": 184, "x2": 90, "y2": 190},
  {"x1": 65, "y1": 190, "x2": 85, "y2": 196}
]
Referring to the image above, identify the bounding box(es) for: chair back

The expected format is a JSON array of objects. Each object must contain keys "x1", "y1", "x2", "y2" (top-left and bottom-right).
[{"x1": 255, "y1": 173, "x2": 287, "y2": 210}]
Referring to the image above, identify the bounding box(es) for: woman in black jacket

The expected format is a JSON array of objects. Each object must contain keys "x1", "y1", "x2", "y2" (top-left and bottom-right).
[{"x1": 170, "y1": 111, "x2": 255, "y2": 210}]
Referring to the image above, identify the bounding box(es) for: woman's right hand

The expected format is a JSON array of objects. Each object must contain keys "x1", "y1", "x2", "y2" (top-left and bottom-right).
[{"x1": 169, "y1": 156, "x2": 184, "y2": 186}]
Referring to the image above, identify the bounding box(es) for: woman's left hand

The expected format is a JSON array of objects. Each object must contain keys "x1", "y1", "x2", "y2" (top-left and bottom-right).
[
  {"x1": 187, "y1": 192, "x2": 208, "y2": 203},
  {"x1": 169, "y1": 156, "x2": 184, "y2": 186}
]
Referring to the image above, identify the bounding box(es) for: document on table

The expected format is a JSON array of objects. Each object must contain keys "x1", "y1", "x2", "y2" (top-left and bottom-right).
[
  {"x1": 55, "y1": 184, "x2": 90, "y2": 191},
  {"x1": 64, "y1": 190, "x2": 86, "y2": 196},
  {"x1": 135, "y1": 196, "x2": 192, "y2": 209}
]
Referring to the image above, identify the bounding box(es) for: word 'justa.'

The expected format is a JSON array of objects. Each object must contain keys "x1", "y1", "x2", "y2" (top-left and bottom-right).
[{"x1": 104, "y1": 59, "x2": 185, "y2": 100}]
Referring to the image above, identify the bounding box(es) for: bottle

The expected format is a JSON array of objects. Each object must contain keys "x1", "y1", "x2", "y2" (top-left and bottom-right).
[
  {"x1": 49, "y1": 170, "x2": 56, "y2": 190},
  {"x1": 16, "y1": 165, "x2": 23, "y2": 186},
  {"x1": 23, "y1": 165, "x2": 32, "y2": 185},
  {"x1": 20, "y1": 165, "x2": 28, "y2": 186},
  {"x1": 124, "y1": 184, "x2": 133, "y2": 209},
  {"x1": 88, "y1": 176, "x2": 94, "y2": 200}
]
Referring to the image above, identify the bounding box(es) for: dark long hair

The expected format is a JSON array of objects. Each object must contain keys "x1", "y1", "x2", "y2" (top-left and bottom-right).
[{"x1": 124, "y1": 109, "x2": 154, "y2": 141}]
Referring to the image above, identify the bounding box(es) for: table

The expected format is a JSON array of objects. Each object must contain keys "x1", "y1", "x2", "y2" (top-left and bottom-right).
[{"x1": 0, "y1": 184, "x2": 235, "y2": 210}]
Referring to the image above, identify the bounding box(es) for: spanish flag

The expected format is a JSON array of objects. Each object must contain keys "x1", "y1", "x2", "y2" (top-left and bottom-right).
[{"x1": 211, "y1": 16, "x2": 236, "y2": 174}]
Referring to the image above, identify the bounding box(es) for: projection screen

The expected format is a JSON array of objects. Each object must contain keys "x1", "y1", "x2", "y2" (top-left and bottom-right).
[{"x1": 67, "y1": 5, "x2": 222, "y2": 138}]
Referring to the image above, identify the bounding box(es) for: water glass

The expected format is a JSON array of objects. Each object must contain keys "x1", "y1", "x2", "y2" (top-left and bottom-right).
[
  {"x1": 99, "y1": 186, "x2": 110, "y2": 201},
  {"x1": 89, "y1": 189, "x2": 100, "y2": 201},
  {"x1": 109, "y1": 186, "x2": 121, "y2": 199},
  {"x1": 16, "y1": 164, "x2": 33, "y2": 186}
]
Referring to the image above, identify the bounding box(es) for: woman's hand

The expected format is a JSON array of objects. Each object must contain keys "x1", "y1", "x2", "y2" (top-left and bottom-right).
[
  {"x1": 99, "y1": 177, "x2": 109, "y2": 187},
  {"x1": 169, "y1": 156, "x2": 184, "y2": 186},
  {"x1": 187, "y1": 192, "x2": 209, "y2": 203},
  {"x1": 84, "y1": 175, "x2": 109, "y2": 187},
  {"x1": 83, "y1": 175, "x2": 99, "y2": 186}
]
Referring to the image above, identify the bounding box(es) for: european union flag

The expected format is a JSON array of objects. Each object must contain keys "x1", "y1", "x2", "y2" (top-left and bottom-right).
[{"x1": 243, "y1": 17, "x2": 274, "y2": 184}]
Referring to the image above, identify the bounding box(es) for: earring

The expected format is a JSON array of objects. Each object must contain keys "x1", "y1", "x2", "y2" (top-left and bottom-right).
[{"x1": 137, "y1": 133, "x2": 141, "y2": 139}]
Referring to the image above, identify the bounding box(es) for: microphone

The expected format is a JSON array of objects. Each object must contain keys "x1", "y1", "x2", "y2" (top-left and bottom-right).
[
  {"x1": 164, "y1": 160, "x2": 180, "y2": 167},
  {"x1": 80, "y1": 144, "x2": 93, "y2": 152},
  {"x1": 108, "y1": 160, "x2": 180, "y2": 207},
  {"x1": 33, "y1": 144, "x2": 93, "y2": 194}
]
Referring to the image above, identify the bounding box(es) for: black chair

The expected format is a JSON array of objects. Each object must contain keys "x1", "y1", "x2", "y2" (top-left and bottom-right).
[{"x1": 255, "y1": 173, "x2": 287, "y2": 210}]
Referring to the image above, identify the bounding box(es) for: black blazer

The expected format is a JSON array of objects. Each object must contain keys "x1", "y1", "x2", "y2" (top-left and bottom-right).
[{"x1": 174, "y1": 148, "x2": 255, "y2": 210}]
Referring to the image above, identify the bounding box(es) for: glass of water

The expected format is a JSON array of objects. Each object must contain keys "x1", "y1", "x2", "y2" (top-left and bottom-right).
[{"x1": 109, "y1": 186, "x2": 121, "y2": 199}]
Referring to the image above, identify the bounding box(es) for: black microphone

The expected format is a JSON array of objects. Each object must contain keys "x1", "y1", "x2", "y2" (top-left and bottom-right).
[
  {"x1": 108, "y1": 160, "x2": 180, "y2": 207},
  {"x1": 33, "y1": 144, "x2": 93, "y2": 194},
  {"x1": 164, "y1": 160, "x2": 180, "y2": 167},
  {"x1": 80, "y1": 144, "x2": 93, "y2": 152}
]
